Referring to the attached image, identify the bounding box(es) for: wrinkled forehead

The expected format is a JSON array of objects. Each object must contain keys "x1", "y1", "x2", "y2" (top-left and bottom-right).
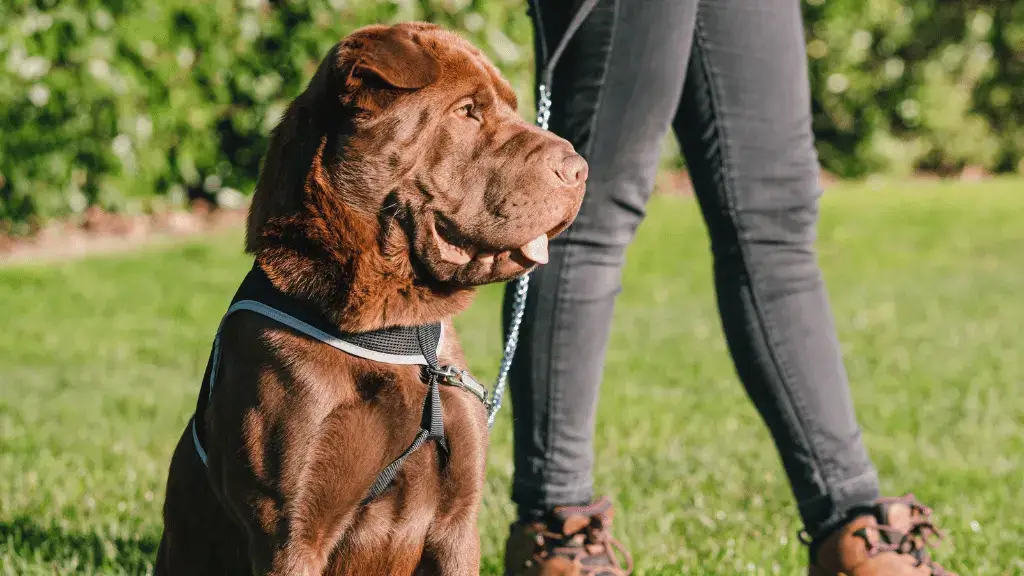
[{"x1": 418, "y1": 29, "x2": 518, "y2": 109}]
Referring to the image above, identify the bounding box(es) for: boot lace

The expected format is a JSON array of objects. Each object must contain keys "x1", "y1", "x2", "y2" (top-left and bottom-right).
[
  {"x1": 535, "y1": 517, "x2": 634, "y2": 575},
  {"x1": 853, "y1": 495, "x2": 951, "y2": 575}
]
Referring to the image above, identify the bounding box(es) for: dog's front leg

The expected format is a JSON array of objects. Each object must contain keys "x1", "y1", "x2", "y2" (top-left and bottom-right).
[
  {"x1": 418, "y1": 388, "x2": 487, "y2": 576},
  {"x1": 241, "y1": 511, "x2": 346, "y2": 576},
  {"x1": 266, "y1": 537, "x2": 351, "y2": 576},
  {"x1": 267, "y1": 546, "x2": 323, "y2": 576},
  {"x1": 247, "y1": 495, "x2": 364, "y2": 576},
  {"x1": 229, "y1": 405, "x2": 384, "y2": 576},
  {"x1": 421, "y1": 511, "x2": 481, "y2": 576}
]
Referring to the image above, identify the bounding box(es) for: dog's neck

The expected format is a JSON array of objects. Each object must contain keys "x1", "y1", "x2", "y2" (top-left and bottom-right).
[{"x1": 251, "y1": 193, "x2": 475, "y2": 334}]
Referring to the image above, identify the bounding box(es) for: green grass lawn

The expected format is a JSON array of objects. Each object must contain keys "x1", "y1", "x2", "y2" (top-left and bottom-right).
[{"x1": 2, "y1": 180, "x2": 1023, "y2": 575}]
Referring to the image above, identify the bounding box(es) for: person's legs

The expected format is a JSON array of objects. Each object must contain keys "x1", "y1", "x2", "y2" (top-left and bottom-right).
[
  {"x1": 505, "y1": 0, "x2": 696, "y2": 519},
  {"x1": 507, "y1": 0, "x2": 958, "y2": 573},
  {"x1": 673, "y1": 5, "x2": 956, "y2": 571},
  {"x1": 671, "y1": 0, "x2": 879, "y2": 540}
]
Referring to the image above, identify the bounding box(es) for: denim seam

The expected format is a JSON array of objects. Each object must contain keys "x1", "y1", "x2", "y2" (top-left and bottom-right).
[
  {"x1": 691, "y1": 15, "x2": 834, "y2": 506},
  {"x1": 539, "y1": 0, "x2": 620, "y2": 508}
]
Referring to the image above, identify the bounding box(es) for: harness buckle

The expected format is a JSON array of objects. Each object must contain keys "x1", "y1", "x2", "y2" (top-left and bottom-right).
[
  {"x1": 428, "y1": 365, "x2": 459, "y2": 379},
  {"x1": 431, "y1": 365, "x2": 488, "y2": 405}
]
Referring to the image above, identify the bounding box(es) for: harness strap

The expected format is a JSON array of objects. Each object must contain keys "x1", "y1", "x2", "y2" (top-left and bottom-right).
[
  {"x1": 416, "y1": 323, "x2": 448, "y2": 458},
  {"x1": 190, "y1": 264, "x2": 477, "y2": 505},
  {"x1": 362, "y1": 366, "x2": 448, "y2": 504},
  {"x1": 190, "y1": 301, "x2": 446, "y2": 464},
  {"x1": 362, "y1": 325, "x2": 450, "y2": 504},
  {"x1": 362, "y1": 429, "x2": 430, "y2": 504}
]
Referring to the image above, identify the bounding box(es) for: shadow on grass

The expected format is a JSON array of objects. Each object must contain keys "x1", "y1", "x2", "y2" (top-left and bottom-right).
[{"x1": 0, "y1": 516, "x2": 159, "y2": 573}]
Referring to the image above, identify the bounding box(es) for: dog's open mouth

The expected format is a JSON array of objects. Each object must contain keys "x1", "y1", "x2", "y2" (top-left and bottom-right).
[{"x1": 431, "y1": 214, "x2": 552, "y2": 266}]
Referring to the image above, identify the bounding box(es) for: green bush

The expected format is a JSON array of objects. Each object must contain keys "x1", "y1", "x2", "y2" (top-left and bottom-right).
[
  {"x1": 804, "y1": 0, "x2": 1024, "y2": 177},
  {"x1": 1, "y1": 0, "x2": 1021, "y2": 229},
  {"x1": 0, "y1": 0, "x2": 532, "y2": 232}
]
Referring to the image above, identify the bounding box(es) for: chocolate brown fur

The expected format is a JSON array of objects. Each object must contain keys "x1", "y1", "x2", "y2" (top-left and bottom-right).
[{"x1": 156, "y1": 22, "x2": 586, "y2": 576}]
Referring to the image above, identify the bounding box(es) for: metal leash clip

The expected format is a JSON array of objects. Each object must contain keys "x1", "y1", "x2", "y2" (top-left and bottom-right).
[{"x1": 431, "y1": 365, "x2": 489, "y2": 406}]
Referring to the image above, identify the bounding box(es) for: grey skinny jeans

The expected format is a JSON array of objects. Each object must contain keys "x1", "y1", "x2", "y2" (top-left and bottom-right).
[{"x1": 503, "y1": 0, "x2": 880, "y2": 539}]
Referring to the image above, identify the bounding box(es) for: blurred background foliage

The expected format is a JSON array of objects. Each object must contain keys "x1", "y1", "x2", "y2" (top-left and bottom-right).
[{"x1": 1, "y1": 0, "x2": 1022, "y2": 231}]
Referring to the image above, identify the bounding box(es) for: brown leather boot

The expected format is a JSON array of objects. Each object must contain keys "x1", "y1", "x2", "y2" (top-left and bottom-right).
[
  {"x1": 504, "y1": 497, "x2": 633, "y2": 576},
  {"x1": 808, "y1": 494, "x2": 956, "y2": 576}
]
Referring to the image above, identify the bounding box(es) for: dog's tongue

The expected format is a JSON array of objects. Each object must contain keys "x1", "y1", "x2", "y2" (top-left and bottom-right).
[{"x1": 519, "y1": 234, "x2": 549, "y2": 264}]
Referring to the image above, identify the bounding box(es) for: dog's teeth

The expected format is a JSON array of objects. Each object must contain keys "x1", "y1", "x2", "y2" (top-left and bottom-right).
[
  {"x1": 439, "y1": 242, "x2": 473, "y2": 265},
  {"x1": 433, "y1": 222, "x2": 476, "y2": 264},
  {"x1": 519, "y1": 234, "x2": 549, "y2": 264}
]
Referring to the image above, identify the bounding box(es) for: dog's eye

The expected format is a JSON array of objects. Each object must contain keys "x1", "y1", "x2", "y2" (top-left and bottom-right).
[{"x1": 455, "y1": 102, "x2": 479, "y2": 121}]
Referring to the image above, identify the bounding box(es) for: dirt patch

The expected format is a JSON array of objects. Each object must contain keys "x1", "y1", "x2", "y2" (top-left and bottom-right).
[
  {"x1": 653, "y1": 167, "x2": 842, "y2": 197},
  {"x1": 0, "y1": 201, "x2": 247, "y2": 266}
]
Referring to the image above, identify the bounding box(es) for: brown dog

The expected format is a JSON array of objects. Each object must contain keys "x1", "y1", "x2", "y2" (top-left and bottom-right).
[{"x1": 156, "y1": 22, "x2": 586, "y2": 576}]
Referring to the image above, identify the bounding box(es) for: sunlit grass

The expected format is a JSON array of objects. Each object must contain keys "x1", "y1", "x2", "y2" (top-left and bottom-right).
[{"x1": 2, "y1": 179, "x2": 1022, "y2": 574}]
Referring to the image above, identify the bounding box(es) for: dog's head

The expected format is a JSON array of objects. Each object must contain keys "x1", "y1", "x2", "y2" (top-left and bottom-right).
[{"x1": 246, "y1": 23, "x2": 586, "y2": 328}]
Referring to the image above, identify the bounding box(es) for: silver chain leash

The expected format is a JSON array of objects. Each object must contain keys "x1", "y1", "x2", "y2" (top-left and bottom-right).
[
  {"x1": 486, "y1": 84, "x2": 553, "y2": 429},
  {"x1": 535, "y1": 83, "x2": 552, "y2": 131}
]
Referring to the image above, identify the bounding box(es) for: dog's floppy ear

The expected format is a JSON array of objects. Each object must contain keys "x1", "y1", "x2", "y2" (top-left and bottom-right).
[{"x1": 347, "y1": 27, "x2": 439, "y2": 90}]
